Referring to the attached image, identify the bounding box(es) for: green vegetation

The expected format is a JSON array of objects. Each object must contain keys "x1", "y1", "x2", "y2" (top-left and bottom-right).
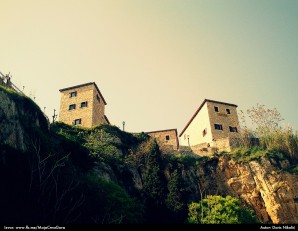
[
  {"x1": 80, "y1": 174, "x2": 143, "y2": 223},
  {"x1": 236, "y1": 104, "x2": 298, "y2": 164},
  {"x1": 187, "y1": 195, "x2": 258, "y2": 224},
  {"x1": 162, "y1": 152, "x2": 210, "y2": 167},
  {"x1": 228, "y1": 146, "x2": 289, "y2": 164}
]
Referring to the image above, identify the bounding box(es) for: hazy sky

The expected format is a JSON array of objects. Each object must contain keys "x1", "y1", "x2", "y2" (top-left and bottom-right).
[{"x1": 1, "y1": 0, "x2": 297, "y2": 133}]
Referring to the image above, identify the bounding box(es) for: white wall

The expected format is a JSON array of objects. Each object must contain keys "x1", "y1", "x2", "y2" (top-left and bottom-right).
[{"x1": 179, "y1": 103, "x2": 212, "y2": 146}]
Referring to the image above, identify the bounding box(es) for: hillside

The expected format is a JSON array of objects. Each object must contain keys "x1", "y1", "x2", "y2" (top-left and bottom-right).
[{"x1": 0, "y1": 85, "x2": 297, "y2": 224}]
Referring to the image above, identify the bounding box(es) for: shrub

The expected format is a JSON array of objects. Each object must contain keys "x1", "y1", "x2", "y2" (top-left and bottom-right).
[
  {"x1": 82, "y1": 174, "x2": 143, "y2": 224},
  {"x1": 187, "y1": 195, "x2": 258, "y2": 224}
]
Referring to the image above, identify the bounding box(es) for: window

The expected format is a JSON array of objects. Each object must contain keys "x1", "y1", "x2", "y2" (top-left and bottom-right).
[
  {"x1": 96, "y1": 94, "x2": 100, "y2": 102},
  {"x1": 70, "y1": 91, "x2": 77, "y2": 98},
  {"x1": 214, "y1": 106, "x2": 219, "y2": 112},
  {"x1": 69, "y1": 104, "x2": 76, "y2": 110},
  {"x1": 214, "y1": 124, "x2": 223, "y2": 130},
  {"x1": 81, "y1": 101, "x2": 88, "y2": 108},
  {"x1": 229, "y1": 126, "x2": 238, "y2": 132},
  {"x1": 202, "y1": 128, "x2": 207, "y2": 137},
  {"x1": 73, "y1": 119, "x2": 81, "y2": 125},
  {"x1": 166, "y1": 135, "x2": 170, "y2": 141},
  {"x1": 226, "y1": 108, "x2": 231, "y2": 114}
]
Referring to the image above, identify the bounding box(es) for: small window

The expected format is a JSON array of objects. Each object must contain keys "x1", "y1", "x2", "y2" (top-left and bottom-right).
[
  {"x1": 202, "y1": 128, "x2": 207, "y2": 137},
  {"x1": 70, "y1": 91, "x2": 77, "y2": 98},
  {"x1": 73, "y1": 119, "x2": 81, "y2": 125},
  {"x1": 229, "y1": 126, "x2": 238, "y2": 132},
  {"x1": 81, "y1": 101, "x2": 88, "y2": 108},
  {"x1": 214, "y1": 124, "x2": 223, "y2": 130},
  {"x1": 69, "y1": 104, "x2": 76, "y2": 110},
  {"x1": 214, "y1": 106, "x2": 219, "y2": 112},
  {"x1": 226, "y1": 109, "x2": 231, "y2": 114},
  {"x1": 96, "y1": 94, "x2": 100, "y2": 102},
  {"x1": 166, "y1": 135, "x2": 170, "y2": 141}
]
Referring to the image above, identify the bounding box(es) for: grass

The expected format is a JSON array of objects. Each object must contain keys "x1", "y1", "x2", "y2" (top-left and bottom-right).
[
  {"x1": 229, "y1": 146, "x2": 265, "y2": 163},
  {"x1": 228, "y1": 146, "x2": 290, "y2": 165},
  {"x1": 164, "y1": 152, "x2": 210, "y2": 166}
]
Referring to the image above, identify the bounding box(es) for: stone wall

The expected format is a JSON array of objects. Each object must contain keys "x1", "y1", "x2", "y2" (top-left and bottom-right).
[
  {"x1": 181, "y1": 137, "x2": 236, "y2": 156},
  {"x1": 59, "y1": 83, "x2": 106, "y2": 128},
  {"x1": 91, "y1": 87, "x2": 106, "y2": 127},
  {"x1": 147, "y1": 129, "x2": 179, "y2": 150},
  {"x1": 207, "y1": 101, "x2": 240, "y2": 140}
]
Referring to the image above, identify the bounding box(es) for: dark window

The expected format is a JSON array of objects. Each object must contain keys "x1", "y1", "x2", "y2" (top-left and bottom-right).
[
  {"x1": 226, "y1": 108, "x2": 231, "y2": 114},
  {"x1": 166, "y1": 135, "x2": 170, "y2": 141},
  {"x1": 229, "y1": 126, "x2": 238, "y2": 132},
  {"x1": 202, "y1": 128, "x2": 207, "y2": 137},
  {"x1": 214, "y1": 124, "x2": 223, "y2": 130},
  {"x1": 214, "y1": 106, "x2": 219, "y2": 112},
  {"x1": 73, "y1": 119, "x2": 81, "y2": 125},
  {"x1": 70, "y1": 91, "x2": 77, "y2": 98},
  {"x1": 96, "y1": 94, "x2": 100, "y2": 102},
  {"x1": 81, "y1": 101, "x2": 88, "y2": 108},
  {"x1": 69, "y1": 104, "x2": 76, "y2": 110}
]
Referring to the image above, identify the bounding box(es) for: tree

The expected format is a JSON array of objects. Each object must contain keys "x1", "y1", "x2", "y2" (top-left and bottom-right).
[
  {"x1": 187, "y1": 195, "x2": 258, "y2": 224},
  {"x1": 247, "y1": 104, "x2": 284, "y2": 131},
  {"x1": 166, "y1": 169, "x2": 185, "y2": 213}
]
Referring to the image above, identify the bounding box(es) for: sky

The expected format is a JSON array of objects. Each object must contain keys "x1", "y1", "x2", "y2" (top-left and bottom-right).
[{"x1": 1, "y1": 0, "x2": 297, "y2": 133}]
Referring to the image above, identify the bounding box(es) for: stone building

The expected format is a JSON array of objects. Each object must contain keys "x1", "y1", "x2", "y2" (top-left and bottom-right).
[
  {"x1": 179, "y1": 99, "x2": 240, "y2": 153},
  {"x1": 146, "y1": 129, "x2": 179, "y2": 150},
  {"x1": 59, "y1": 82, "x2": 110, "y2": 128}
]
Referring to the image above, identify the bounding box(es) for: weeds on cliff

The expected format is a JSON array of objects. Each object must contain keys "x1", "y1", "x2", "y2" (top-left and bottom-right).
[
  {"x1": 229, "y1": 146, "x2": 290, "y2": 165},
  {"x1": 229, "y1": 146, "x2": 265, "y2": 163},
  {"x1": 238, "y1": 105, "x2": 298, "y2": 163},
  {"x1": 258, "y1": 127, "x2": 298, "y2": 162},
  {"x1": 164, "y1": 152, "x2": 209, "y2": 166}
]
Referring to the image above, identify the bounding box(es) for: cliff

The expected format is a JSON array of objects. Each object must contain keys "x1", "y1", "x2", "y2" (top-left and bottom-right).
[
  {"x1": 184, "y1": 155, "x2": 298, "y2": 224},
  {"x1": 0, "y1": 85, "x2": 49, "y2": 151},
  {"x1": 0, "y1": 86, "x2": 297, "y2": 224}
]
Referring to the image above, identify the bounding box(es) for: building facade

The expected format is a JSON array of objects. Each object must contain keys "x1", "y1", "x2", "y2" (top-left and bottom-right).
[
  {"x1": 146, "y1": 129, "x2": 179, "y2": 150},
  {"x1": 59, "y1": 82, "x2": 109, "y2": 128},
  {"x1": 179, "y1": 99, "x2": 240, "y2": 147}
]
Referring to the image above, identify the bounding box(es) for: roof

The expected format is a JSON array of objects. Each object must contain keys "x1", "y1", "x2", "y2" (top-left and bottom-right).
[
  {"x1": 59, "y1": 82, "x2": 107, "y2": 105},
  {"x1": 104, "y1": 115, "x2": 110, "y2": 125},
  {"x1": 179, "y1": 99, "x2": 237, "y2": 137},
  {"x1": 146, "y1": 128, "x2": 178, "y2": 135}
]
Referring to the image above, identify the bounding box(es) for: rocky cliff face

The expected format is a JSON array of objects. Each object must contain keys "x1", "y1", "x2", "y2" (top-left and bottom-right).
[
  {"x1": 0, "y1": 87, "x2": 49, "y2": 151},
  {"x1": 177, "y1": 156, "x2": 298, "y2": 224},
  {"x1": 217, "y1": 156, "x2": 298, "y2": 224},
  {"x1": 93, "y1": 151, "x2": 298, "y2": 224}
]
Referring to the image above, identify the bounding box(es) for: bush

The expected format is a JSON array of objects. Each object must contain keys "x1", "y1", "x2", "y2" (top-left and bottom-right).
[
  {"x1": 82, "y1": 174, "x2": 143, "y2": 224},
  {"x1": 187, "y1": 195, "x2": 258, "y2": 224}
]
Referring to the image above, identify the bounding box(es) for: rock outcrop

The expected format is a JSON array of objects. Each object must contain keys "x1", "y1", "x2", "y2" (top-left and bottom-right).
[
  {"x1": 217, "y1": 156, "x2": 298, "y2": 224},
  {"x1": 184, "y1": 156, "x2": 298, "y2": 224},
  {"x1": 0, "y1": 87, "x2": 49, "y2": 151}
]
